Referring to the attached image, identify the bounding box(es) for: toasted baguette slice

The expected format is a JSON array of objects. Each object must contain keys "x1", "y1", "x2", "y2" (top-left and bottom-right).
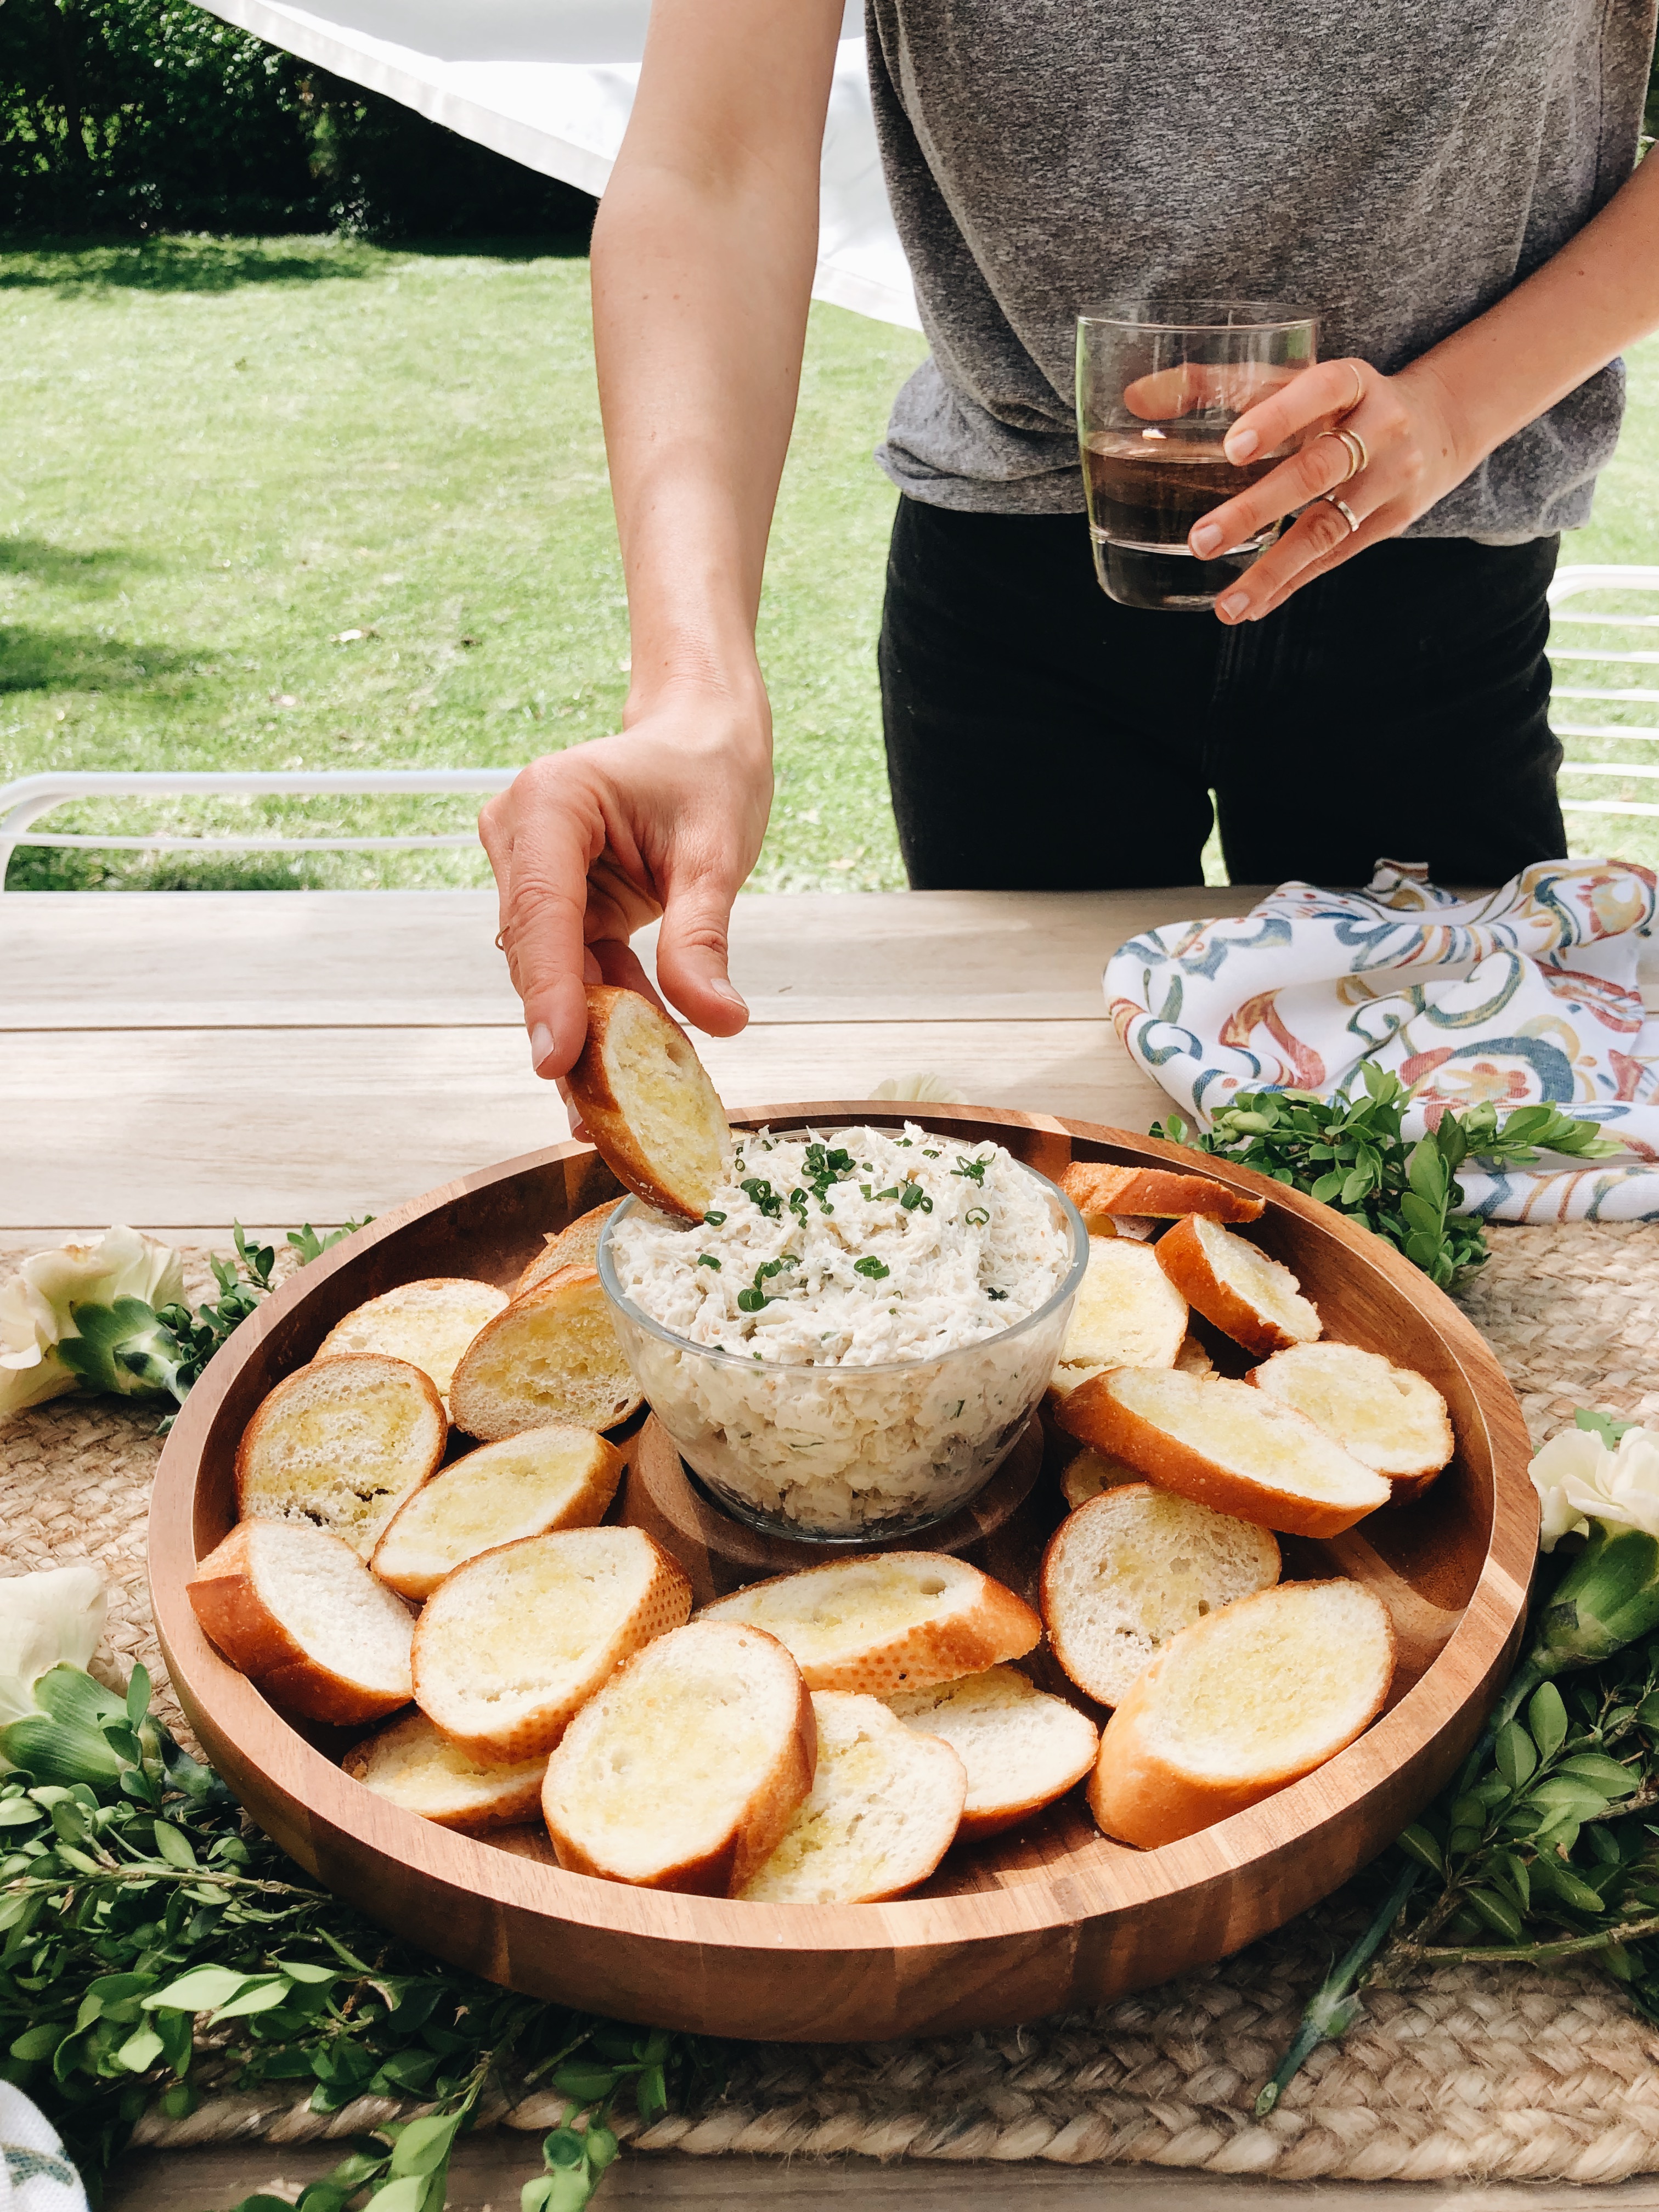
[
  {"x1": 342, "y1": 1711, "x2": 546, "y2": 1832},
  {"x1": 739, "y1": 1692, "x2": 966, "y2": 1903},
  {"x1": 370, "y1": 1424, "x2": 625, "y2": 1601},
  {"x1": 568, "y1": 984, "x2": 730, "y2": 1222},
  {"x1": 413, "y1": 1526, "x2": 691, "y2": 1760},
  {"x1": 236, "y1": 1354, "x2": 447, "y2": 1559},
  {"x1": 316, "y1": 1278, "x2": 509, "y2": 1403},
  {"x1": 1047, "y1": 1238, "x2": 1189, "y2": 1401},
  {"x1": 1087, "y1": 1578, "x2": 1395, "y2": 1847},
  {"x1": 541, "y1": 1621, "x2": 815, "y2": 1894},
  {"x1": 1174, "y1": 1333, "x2": 1215, "y2": 1379},
  {"x1": 700, "y1": 1552, "x2": 1040, "y2": 1694},
  {"x1": 1060, "y1": 1161, "x2": 1265, "y2": 1228},
  {"x1": 1041, "y1": 1485, "x2": 1281, "y2": 1707},
  {"x1": 1057, "y1": 1367, "x2": 1391, "y2": 1537},
  {"x1": 1059, "y1": 1446, "x2": 1142, "y2": 1510},
  {"x1": 448, "y1": 1267, "x2": 643, "y2": 1440},
  {"x1": 189, "y1": 1519, "x2": 413, "y2": 1725},
  {"x1": 515, "y1": 1200, "x2": 624, "y2": 1298},
  {"x1": 884, "y1": 1666, "x2": 1098, "y2": 1838},
  {"x1": 1155, "y1": 1214, "x2": 1321, "y2": 1355},
  {"x1": 1249, "y1": 1342, "x2": 1454, "y2": 1504}
]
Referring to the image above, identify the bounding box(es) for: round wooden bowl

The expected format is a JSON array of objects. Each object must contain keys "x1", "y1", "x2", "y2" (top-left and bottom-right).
[{"x1": 148, "y1": 1103, "x2": 1537, "y2": 2044}]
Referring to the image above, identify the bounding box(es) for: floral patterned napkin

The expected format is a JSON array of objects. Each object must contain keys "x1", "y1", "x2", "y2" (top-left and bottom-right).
[
  {"x1": 1104, "y1": 858, "x2": 1659, "y2": 1222},
  {"x1": 0, "y1": 2084, "x2": 87, "y2": 2212}
]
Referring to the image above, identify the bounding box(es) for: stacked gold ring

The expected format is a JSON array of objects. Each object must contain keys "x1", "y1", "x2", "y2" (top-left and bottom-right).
[
  {"x1": 1319, "y1": 492, "x2": 1362, "y2": 536},
  {"x1": 1318, "y1": 426, "x2": 1369, "y2": 483}
]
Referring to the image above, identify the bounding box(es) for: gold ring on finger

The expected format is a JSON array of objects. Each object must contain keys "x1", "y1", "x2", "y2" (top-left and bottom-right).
[
  {"x1": 1317, "y1": 427, "x2": 1367, "y2": 484},
  {"x1": 1318, "y1": 492, "x2": 1362, "y2": 537},
  {"x1": 1341, "y1": 362, "x2": 1365, "y2": 414}
]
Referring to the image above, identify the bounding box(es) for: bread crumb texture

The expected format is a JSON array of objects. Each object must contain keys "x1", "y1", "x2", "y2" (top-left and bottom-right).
[
  {"x1": 1043, "y1": 1487, "x2": 1279, "y2": 1707},
  {"x1": 371, "y1": 1426, "x2": 619, "y2": 1599},
  {"x1": 450, "y1": 1271, "x2": 640, "y2": 1436},
  {"x1": 344, "y1": 1711, "x2": 545, "y2": 1827},
  {"x1": 1058, "y1": 1238, "x2": 1188, "y2": 1379},
  {"x1": 739, "y1": 1692, "x2": 964, "y2": 1904},
  {"x1": 885, "y1": 1665, "x2": 1096, "y2": 1825},
  {"x1": 239, "y1": 1356, "x2": 443, "y2": 1556},
  {"x1": 1151, "y1": 1578, "x2": 1393, "y2": 1781},
  {"x1": 318, "y1": 1278, "x2": 508, "y2": 1399},
  {"x1": 1195, "y1": 1217, "x2": 1320, "y2": 1342},
  {"x1": 605, "y1": 997, "x2": 726, "y2": 1209},
  {"x1": 1110, "y1": 1369, "x2": 1387, "y2": 1506},
  {"x1": 543, "y1": 1622, "x2": 808, "y2": 1884},
  {"x1": 254, "y1": 1519, "x2": 413, "y2": 1697},
  {"x1": 1252, "y1": 1341, "x2": 1453, "y2": 1477}
]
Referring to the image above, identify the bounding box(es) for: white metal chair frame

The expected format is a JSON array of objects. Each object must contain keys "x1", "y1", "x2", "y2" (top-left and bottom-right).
[
  {"x1": 0, "y1": 769, "x2": 519, "y2": 889},
  {"x1": 0, "y1": 565, "x2": 1654, "y2": 885},
  {"x1": 1547, "y1": 563, "x2": 1659, "y2": 820}
]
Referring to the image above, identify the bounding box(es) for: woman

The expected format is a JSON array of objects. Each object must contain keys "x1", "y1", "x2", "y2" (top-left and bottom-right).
[{"x1": 482, "y1": 0, "x2": 1659, "y2": 1081}]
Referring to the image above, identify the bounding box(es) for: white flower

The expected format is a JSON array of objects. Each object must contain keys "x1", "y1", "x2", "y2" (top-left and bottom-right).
[
  {"x1": 0, "y1": 1565, "x2": 107, "y2": 1731},
  {"x1": 871, "y1": 1073, "x2": 963, "y2": 1103},
  {"x1": 0, "y1": 1228, "x2": 183, "y2": 1421},
  {"x1": 1530, "y1": 1421, "x2": 1659, "y2": 1550}
]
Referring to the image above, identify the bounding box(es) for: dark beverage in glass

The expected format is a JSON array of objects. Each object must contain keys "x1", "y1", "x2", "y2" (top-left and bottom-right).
[{"x1": 1076, "y1": 305, "x2": 1318, "y2": 613}]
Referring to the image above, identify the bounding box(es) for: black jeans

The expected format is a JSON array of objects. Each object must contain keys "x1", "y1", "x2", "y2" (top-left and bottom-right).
[{"x1": 877, "y1": 498, "x2": 1566, "y2": 889}]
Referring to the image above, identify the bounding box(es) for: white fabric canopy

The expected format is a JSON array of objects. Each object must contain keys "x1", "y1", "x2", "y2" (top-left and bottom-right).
[{"x1": 194, "y1": 0, "x2": 919, "y2": 329}]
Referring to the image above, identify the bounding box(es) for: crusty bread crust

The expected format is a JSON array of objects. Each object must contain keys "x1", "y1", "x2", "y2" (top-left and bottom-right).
[
  {"x1": 412, "y1": 1527, "x2": 692, "y2": 1762},
  {"x1": 1056, "y1": 1369, "x2": 1389, "y2": 1539},
  {"x1": 515, "y1": 1200, "x2": 624, "y2": 1299},
  {"x1": 700, "y1": 1553, "x2": 1041, "y2": 1694},
  {"x1": 342, "y1": 1712, "x2": 546, "y2": 1833},
  {"x1": 1059, "y1": 1161, "x2": 1265, "y2": 1228},
  {"x1": 1086, "y1": 1579, "x2": 1396, "y2": 1848},
  {"x1": 568, "y1": 984, "x2": 729, "y2": 1222},
  {"x1": 1154, "y1": 1214, "x2": 1320, "y2": 1355},
  {"x1": 234, "y1": 1352, "x2": 447, "y2": 1556},
  {"x1": 448, "y1": 1266, "x2": 644, "y2": 1441},
  {"x1": 1248, "y1": 1341, "x2": 1454, "y2": 1504},
  {"x1": 883, "y1": 1666, "x2": 1098, "y2": 1839},
  {"x1": 188, "y1": 1520, "x2": 414, "y2": 1726},
  {"x1": 541, "y1": 1622, "x2": 816, "y2": 1895}
]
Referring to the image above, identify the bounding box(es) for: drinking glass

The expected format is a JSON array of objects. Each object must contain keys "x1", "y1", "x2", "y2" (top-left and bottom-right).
[{"x1": 1076, "y1": 302, "x2": 1318, "y2": 613}]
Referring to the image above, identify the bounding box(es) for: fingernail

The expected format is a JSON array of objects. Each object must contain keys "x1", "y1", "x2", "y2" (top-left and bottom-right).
[
  {"x1": 1190, "y1": 523, "x2": 1223, "y2": 556},
  {"x1": 1218, "y1": 592, "x2": 1250, "y2": 622},
  {"x1": 709, "y1": 978, "x2": 748, "y2": 1011},
  {"x1": 529, "y1": 1021, "x2": 555, "y2": 1073},
  {"x1": 1226, "y1": 429, "x2": 1259, "y2": 462}
]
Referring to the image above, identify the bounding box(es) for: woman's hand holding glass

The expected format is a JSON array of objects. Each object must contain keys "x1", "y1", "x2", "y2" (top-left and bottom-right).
[{"x1": 1174, "y1": 356, "x2": 1464, "y2": 623}]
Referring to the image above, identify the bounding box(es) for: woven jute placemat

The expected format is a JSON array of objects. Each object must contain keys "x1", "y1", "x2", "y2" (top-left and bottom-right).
[{"x1": 6, "y1": 1226, "x2": 1659, "y2": 2186}]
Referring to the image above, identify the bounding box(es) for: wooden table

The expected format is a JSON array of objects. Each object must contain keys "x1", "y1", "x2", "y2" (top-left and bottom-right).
[{"x1": 9, "y1": 882, "x2": 1659, "y2": 2209}]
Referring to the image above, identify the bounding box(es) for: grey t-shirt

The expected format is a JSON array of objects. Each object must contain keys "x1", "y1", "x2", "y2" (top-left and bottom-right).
[{"x1": 867, "y1": 0, "x2": 1657, "y2": 538}]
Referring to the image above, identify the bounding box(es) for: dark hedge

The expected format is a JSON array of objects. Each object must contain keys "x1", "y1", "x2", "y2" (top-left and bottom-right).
[{"x1": 0, "y1": 0, "x2": 596, "y2": 241}]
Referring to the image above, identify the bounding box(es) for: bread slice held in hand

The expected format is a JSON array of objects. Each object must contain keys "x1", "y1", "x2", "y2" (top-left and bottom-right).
[
  {"x1": 1041, "y1": 1485, "x2": 1280, "y2": 1707},
  {"x1": 515, "y1": 1200, "x2": 623, "y2": 1299},
  {"x1": 316, "y1": 1278, "x2": 509, "y2": 1404},
  {"x1": 236, "y1": 1353, "x2": 447, "y2": 1558},
  {"x1": 370, "y1": 1423, "x2": 625, "y2": 1601},
  {"x1": 569, "y1": 985, "x2": 730, "y2": 1222},
  {"x1": 1088, "y1": 1578, "x2": 1396, "y2": 1848},
  {"x1": 700, "y1": 1551, "x2": 1040, "y2": 1694},
  {"x1": 541, "y1": 1621, "x2": 815, "y2": 1895},
  {"x1": 189, "y1": 1519, "x2": 413, "y2": 1725},
  {"x1": 1250, "y1": 1341, "x2": 1453, "y2": 1503},
  {"x1": 1156, "y1": 1213, "x2": 1320, "y2": 1355},
  {"x1": 448, "y1": 1267, "x2": 642, "y2": 1440},
  {"x1": 413, "y1": 1525, "x2": 691, "y2": 1761},
  {"x1": 1058, "y1": 1367, "x2": 1390, "y2": 1537},
  {"x1": 739, "y1": 1692, "x2": 966, "y2": 1903},
  {"x1": 343, "y1": 1711, "x2": 546, "y2": 1832},
  {"x1": 884, "y1": 1667, "x2": 1097, "y2": 1838},
  {"x1": 1060, "y1": 1160, "x2": 1265, "y2": 1229},
  {"x1": 1048, "y1": 1237, "x2": 1189, "y2": 1401}
]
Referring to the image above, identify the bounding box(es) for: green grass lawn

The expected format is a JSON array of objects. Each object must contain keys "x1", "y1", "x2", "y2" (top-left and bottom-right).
[{"x1": 3, "y1": 233, "x2": 1657, "y2": 893}]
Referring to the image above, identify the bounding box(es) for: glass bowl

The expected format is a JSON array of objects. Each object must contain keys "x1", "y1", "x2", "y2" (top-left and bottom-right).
[{"x1": 596, "y1": 1153, "x2": 1087, "y2": 1543}]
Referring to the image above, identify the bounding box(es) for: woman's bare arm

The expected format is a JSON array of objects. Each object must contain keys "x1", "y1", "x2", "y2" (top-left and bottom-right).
[
  {"x1": 481, "y1": 0, "x2": 845, "y2": 1076},
  {"x1": 1186, "y1": 150, "x2": 1659, "y2": 620}
]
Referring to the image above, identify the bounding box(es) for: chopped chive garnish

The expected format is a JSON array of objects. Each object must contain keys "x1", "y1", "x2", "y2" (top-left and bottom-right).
[
  {"x1": 900, "y1": 1184, "x2": 933, "y2": 1213},
  {"x1": 854, "y1": 1256, "x2": 891, "y2": 1280},
  {"x1": 703, "y1": 1210, "x2": 727, "y2": 1226},
  {"x1": 985, "y1": 1285, "x2": 1008, "y2": 1300},
  {"x1": 697, "y1": 1254, "x2": 721, "y2": 1270},
  {"x1": 740, "y1": 1177, "x2": 783, "y2": 1219},
  {"x1": 951, "y1": 1156, "x2": 989, "y2": 1185},
  {"x1": 965, "y1": 1205, "x2": 990, "y2": 1227}
]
